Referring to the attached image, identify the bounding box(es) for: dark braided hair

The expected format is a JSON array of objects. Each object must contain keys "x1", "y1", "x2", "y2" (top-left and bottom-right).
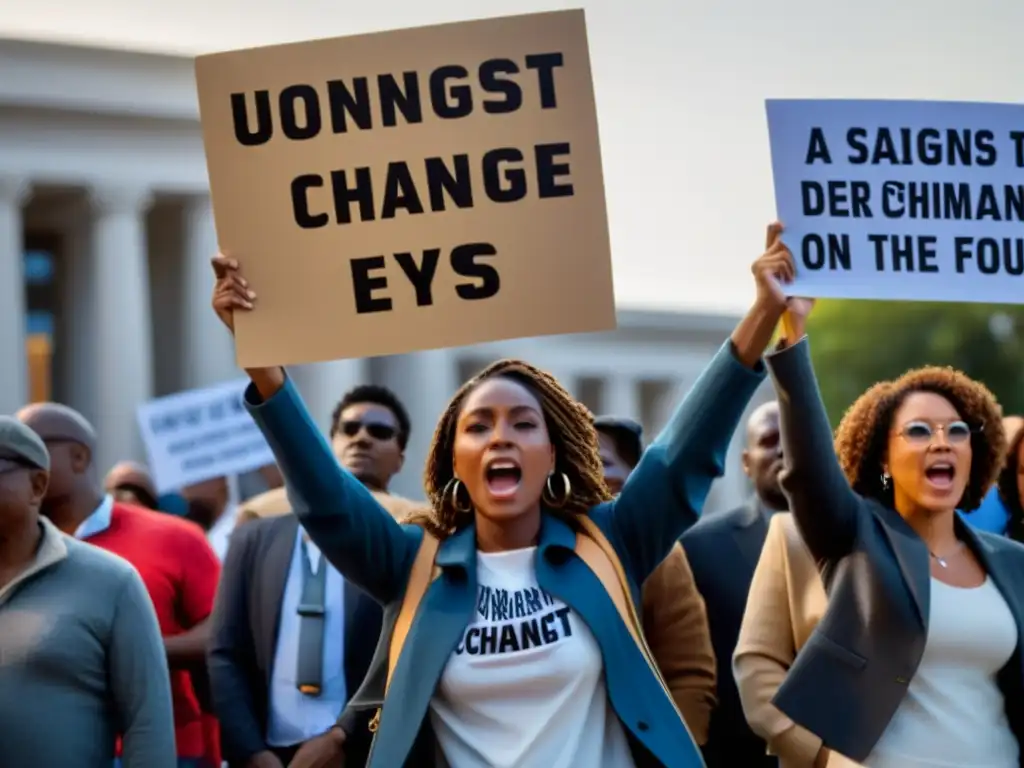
[
  {"x1": 998, "y1": 428, "x2": 1024, "y2": 543},
  {"x1": 405, "y1": 359, "x2": 613, "y2": 538},
  {"x1": 833, "y1": 366, "x2": 1005, "y2": 512}
]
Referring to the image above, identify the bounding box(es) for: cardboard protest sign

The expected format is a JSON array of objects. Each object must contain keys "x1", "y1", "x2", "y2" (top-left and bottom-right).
[
  {"x1": 136, "y1": 380, "x2": 274, "y2": 493},
  {"x1": 766, "y1": 99, "x2": 1024, "y2": 304},
  {"x1": 195, "y1": 10, "x2": 615, "y2": 367}
]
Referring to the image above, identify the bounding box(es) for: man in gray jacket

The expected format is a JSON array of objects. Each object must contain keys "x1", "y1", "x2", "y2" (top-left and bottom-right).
[{"x1": 0, "y1": 416, "x2": 176, "y2": 768}]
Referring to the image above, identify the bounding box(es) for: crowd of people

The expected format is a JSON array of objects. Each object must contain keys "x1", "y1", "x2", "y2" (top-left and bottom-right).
[{"x1": 3, "y1": 223, "x2": 1024, "y2": 768}]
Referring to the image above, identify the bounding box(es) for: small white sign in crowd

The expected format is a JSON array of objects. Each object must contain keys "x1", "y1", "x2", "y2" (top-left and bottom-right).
[{"x1": 136, "y1": 379, "x2": 273, "y2": 494}]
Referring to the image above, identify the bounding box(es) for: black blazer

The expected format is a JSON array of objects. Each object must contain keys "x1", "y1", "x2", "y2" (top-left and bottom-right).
[
  {"x1": 681, "y1": 499, "x2": 778, "y2": 768},
  {"x1": 767, "y1": 337, "x2": 1024, "y2": 763},
  {"x1": 207, "y1": 514, "x2": 380, "y2": 766}
]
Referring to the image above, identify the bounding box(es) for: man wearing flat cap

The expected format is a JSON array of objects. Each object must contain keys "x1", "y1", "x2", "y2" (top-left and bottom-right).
[
  {"x1": 17, "y1": 401, "x2": 221, "y2": 768},
  {"x1": 0, "y1": 416, "x2": 176, "y2": 767}
]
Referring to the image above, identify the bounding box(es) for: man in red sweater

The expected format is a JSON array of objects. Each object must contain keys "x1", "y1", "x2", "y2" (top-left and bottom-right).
[{"x1": 18, "y1": 402, "x2": 221, "y2": 768}]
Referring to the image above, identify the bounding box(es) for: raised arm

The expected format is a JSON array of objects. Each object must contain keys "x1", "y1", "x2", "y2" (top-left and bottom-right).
[
  {"x1": 765, "y1": 330, "x2": 859, "y2": 562},
  {"x1": 733, "y1": 514, "x2": 825, "y2": 766},
  {"x1": 210, "y1": 253, "x2": 418, "y2": 603},
  {"x1": 110, "y1": 568, "x2": 177, "y2": 768},
  {"x1": 244, "y1": 376, "x2": 419, "y2": 602},
  {"x1": 608, "y1": 225, "x2": 791, "y2": 581}
]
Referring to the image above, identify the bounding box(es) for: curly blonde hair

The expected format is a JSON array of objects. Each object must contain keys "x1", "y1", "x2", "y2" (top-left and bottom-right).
[
  {"x1": 404, "y1": 360, "x2": 612, "y2": 538},
  {"x1": 833, "y1": 366, "x2": 1006, "y2": 511}
]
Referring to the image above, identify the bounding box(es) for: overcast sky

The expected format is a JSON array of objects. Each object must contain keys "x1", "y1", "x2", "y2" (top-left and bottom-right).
[{"x1": 1, "y1": 0, "x2": 1019, "y2": 314}]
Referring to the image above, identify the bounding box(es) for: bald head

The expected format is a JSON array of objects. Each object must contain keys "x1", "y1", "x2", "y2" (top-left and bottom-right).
[
  {"x1": 746, "y1": 401, "x2": 781, "y2": 446},
  {"x1": 742, "y1": 400, "x2": 786, "y2": 510},
  {"x1": 105, "y1": 461, "x2": 158, "y2": 508},
  {"x1": 16, "y1": 402, "x2": 97, "y2": 458},
  {"x1": 16, "y1": 403, "x2": 103, "y2": 520}
]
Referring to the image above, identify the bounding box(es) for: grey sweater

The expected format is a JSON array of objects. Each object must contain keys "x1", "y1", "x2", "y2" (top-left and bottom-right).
[{"x1": 0, "y1": 518, "x2": 176, "y2": 768}]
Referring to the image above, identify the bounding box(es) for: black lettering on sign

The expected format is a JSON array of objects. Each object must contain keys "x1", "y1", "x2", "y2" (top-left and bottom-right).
[
  {"x1": 224, "y1": 50, "x2": 575, "y2": 321},
  {"x1": 867, "y1": 234, "x2": 939, "y2": 273},
  {"x1": 1012, "y1": 131, "x2": 1024, "y2": 168},
  {"x1": 800, "y1": 180, "x2": 873, "y2": 218},
  {"x1": 228, "y1": 52, "x2": 566, "y2": 146},
  {"x1": 845, "y1": 127, "x2": 997, "y2": 167},
  {"x1": 350, "y1": 242, "x2": 501, "y2": 314},
  {"x1": 289, "y1": 144, "x2": 575, "y2": 228},
  {"x1": 799, "y1": 234, "x2": 851, "y2": 272},
  {"x1": 954, "y1": 237, "x2": 1024, "y2": 276},
  {"x1": 805, "y1": 127, "x2": 832, "y2": 164},
  {"x1": 877, "y1": 181, "x2": 1024, "y2": 223}
]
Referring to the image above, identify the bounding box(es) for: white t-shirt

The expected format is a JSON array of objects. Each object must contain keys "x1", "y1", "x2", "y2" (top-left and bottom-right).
[
  {"x1": 429, "y1": 546, "x2": 637, "y2": 768},
  {"x1": 829, "y1": 577, "x2": 1019, "y2": 768}
]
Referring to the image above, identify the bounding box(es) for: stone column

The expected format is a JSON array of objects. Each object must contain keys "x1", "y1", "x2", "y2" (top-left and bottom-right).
[
  {"x1": 0, "y1": 176, "x2": 31, "y2": 414},
  {"x1": 602, "y1": 375, "x2": 640, "y2": 420},
  {"x1": 179, "y1": 195, "x2": 238, "y2": 389},
  {"x1": 85, "y1": 184, "x2": 155, "y2": 474},
  {"x1": 292, "y1": 359, "x2": 370, "y2": 435},
  {"x1": 376, "y1": 349, "x2": 459, "y2": 501}
]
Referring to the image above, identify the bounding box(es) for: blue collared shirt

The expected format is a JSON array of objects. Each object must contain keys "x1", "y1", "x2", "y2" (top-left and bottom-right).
[{"x1": 75, "y1": 495, "x2": 114, "y2": 540}]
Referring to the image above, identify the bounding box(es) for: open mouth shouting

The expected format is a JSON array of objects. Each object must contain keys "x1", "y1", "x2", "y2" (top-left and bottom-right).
[
  {"x1": 485, "y1": 458, "x2": 523, "y2": 501},
  {"x1": 924, "y1": 460, "x2": 956, "y2": 492}
]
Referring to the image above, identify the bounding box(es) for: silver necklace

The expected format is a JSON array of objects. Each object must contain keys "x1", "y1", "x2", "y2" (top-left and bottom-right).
[{"x1": 929, "y1": 541, "x2": 964, "y2": 568}]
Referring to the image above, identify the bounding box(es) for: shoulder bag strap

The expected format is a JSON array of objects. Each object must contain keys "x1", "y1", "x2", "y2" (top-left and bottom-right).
[{"x1": 368, "y1": 528, "x2": 440, "y2": 733}]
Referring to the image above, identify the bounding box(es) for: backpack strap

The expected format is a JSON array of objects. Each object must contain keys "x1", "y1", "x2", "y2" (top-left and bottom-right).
[
  {"x1": 369, "y1": 528, "x2": 440, "y2": 733},
  {"x1": 573, "y1": 516, "x2": 684, "y2": 722}
]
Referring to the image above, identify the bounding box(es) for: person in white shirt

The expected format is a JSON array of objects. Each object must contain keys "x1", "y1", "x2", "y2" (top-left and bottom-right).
[{"x1": 763, "y1": 297, "x2": 1024, "y2": 768}]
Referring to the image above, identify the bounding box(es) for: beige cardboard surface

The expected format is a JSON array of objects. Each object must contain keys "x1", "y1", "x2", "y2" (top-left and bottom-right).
[{"x1": 195, "y1": 9, "x2": 615, "y2": 367}]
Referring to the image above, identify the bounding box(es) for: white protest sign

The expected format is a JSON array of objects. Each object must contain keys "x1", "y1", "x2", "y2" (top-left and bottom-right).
[
  {"x1": 136, "y1": 379, "x2": 274, "y2": 493},
  {"x1": 766, "y1": 99, "x2": 1024, "y2": 303}
]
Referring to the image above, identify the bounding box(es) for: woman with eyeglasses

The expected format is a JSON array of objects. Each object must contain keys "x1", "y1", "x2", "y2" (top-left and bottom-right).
[{"x1": 764, "y1": 298, "x2": 1024, "y2": 768}]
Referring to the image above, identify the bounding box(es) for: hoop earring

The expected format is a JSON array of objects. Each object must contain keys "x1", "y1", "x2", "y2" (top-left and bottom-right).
[
  {"x1": 446, "y1": 478, "x2": 473, "y2": 514},
  {"x1": 881, "y1": 473, "x2": 890, "y2": 490},
  {"x1": 542, "y1": 472, "x2": 572, "y2": 508}
]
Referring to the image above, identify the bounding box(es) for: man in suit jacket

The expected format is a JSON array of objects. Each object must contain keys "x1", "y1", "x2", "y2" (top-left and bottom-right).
[
  {"x1": 208, "y1": 384, "x2": 419, "y2": 768},
  {"x1": 734, "y1": 512, "x2": 829, "y2": 768},
  {"x1": 681, "y1": 400, "x2": 787, "y2": 767}
]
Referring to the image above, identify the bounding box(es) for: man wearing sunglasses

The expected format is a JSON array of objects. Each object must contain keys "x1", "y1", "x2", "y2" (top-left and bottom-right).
[
  {"x1": 210, "y1": 384, "x2": 423, "y2": 768},
  {"x1": 237, "y1": 385, "x2": 420, "y2": 524}
]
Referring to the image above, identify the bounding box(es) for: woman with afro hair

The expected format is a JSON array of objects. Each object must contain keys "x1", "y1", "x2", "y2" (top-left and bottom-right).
[{"x1": 764, "y1": 298, "x2": 1024, "y2": 768}]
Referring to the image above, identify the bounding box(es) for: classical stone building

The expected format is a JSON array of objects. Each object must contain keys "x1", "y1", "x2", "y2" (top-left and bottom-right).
[{"x1": 0, "y1": 37, "x2": 771, "y2": 507}]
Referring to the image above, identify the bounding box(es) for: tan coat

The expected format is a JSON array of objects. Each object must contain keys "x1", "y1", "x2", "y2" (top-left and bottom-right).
[
  {"x1": 733, "y1": 512, "x2": 829, "y2": 768},
  {"x1": 642, "y1": 543, "x2": 717, "y2": 745},
  {"x1": 236, "y1": 485, "x2": 423, "y2": 523},
  {"x1": 238, "y1": 487, "x2": 716, "y2": 741}
]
